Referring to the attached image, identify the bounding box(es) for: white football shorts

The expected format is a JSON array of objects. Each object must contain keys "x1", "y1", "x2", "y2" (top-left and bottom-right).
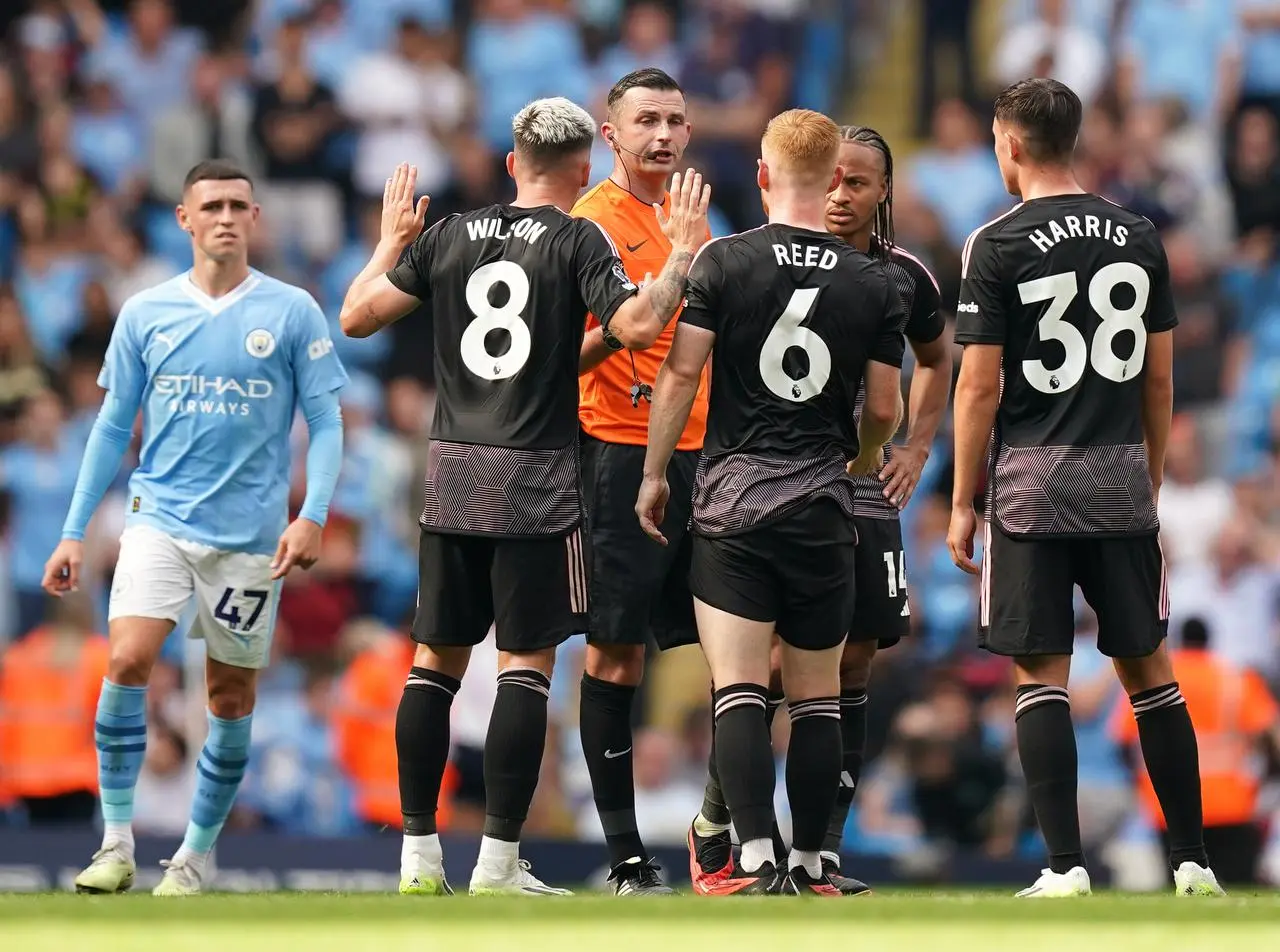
[{"x1": 108, "y1": 525, "x2": 281, "y2": 669}]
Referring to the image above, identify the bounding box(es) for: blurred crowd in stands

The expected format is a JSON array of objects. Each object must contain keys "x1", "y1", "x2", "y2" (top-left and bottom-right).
[{"x1": 0, "y1": 0, "x2": 1278, "y2": 887}]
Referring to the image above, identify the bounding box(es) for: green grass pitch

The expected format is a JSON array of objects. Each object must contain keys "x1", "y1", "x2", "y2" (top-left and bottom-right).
[{"x1": 2, "y1": 891, "x2": 1278, "y2": 952}]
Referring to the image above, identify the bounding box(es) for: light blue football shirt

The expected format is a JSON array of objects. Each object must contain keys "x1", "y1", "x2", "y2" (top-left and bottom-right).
[{"x1": 100, "y1": 270, "x2": 349, "y2": 555}]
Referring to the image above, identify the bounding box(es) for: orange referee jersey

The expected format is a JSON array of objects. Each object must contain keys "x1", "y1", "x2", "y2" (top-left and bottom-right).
[{"x1": 573, "y1": 178, "x2": 710, "y2": 450}]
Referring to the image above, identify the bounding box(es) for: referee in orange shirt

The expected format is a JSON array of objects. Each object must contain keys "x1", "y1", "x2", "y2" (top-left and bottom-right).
[{"x1": 574, "y1": 68, "x2": 711, "y2": 895}]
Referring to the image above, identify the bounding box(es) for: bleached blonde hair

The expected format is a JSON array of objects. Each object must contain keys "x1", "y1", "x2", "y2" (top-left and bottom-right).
[
  {"x1": 761, "y1": 109, "x2": 841, "y2": 185},
  {"x1": 512, "y1": 97, "x2": 596, "y2": 166}
]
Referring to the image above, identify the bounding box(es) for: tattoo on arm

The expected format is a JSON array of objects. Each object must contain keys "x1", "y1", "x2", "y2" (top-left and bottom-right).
[
  {"x1": 648, "y1": 251, "x2": 693, "y2": 324},
  {"x1": 363, "y1": 302, "x2": 391, "y2": 329}
]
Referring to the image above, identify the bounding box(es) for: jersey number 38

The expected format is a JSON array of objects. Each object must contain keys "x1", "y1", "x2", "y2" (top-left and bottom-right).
[{"x1": 1017, "y1": 262, "x2": 1149, "y2": 395}]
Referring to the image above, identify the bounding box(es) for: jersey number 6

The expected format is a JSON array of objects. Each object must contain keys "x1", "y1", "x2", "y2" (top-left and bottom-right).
[
  {"x1": 759, "y1": 287, "x2": 832, "y2": 403},
  {"x1": 461, "y1": 261, "x2": 532, "y2": 380},
  {"x1": 1017, "y1": 262, "x2": 1150, "y2": 395}
]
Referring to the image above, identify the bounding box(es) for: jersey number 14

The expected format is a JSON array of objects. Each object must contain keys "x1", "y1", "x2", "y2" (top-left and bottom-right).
[{"x1": 1018, "y1": 262, "x2": 1150, "y2": 394}]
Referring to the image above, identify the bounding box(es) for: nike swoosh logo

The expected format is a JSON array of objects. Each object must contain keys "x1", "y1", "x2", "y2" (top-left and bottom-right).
[
  {"x1": 603, "y1": 747, "x2": 632, "y2": 759},
  {"x1": 626, "y1": 240, "x2": 647, "y2": 253}
]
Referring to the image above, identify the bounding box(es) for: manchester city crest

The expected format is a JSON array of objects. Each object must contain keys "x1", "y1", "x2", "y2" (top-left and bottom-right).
[{"x1": 245, "y1": 328, "x2": 276, "y2": 358}]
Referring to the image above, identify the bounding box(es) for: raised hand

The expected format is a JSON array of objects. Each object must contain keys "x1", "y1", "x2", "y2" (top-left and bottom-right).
[
  {"x1": 655, "y1": 168, "x2": 711, "y2": 252},
  {"x1": 382, "y1": 162, "x2": 431, "y2": 250}
]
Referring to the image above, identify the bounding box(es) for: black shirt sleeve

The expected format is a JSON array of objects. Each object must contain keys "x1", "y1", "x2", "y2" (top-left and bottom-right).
[
  {"x1": 868, "y1": 266, "x2": 907, "y2": 369},
  {"x1": 900, "y1": 254, "x2": 946, "y2": 344},
  {"x1": 678, "y1": 241, "x2": 724, "y2": 332},
  {"x1": 572, "y1": 220, "x2": 638, "y2": 328},
  {"x1": 386, "y1": 215, "x2": 454, "y2": 299},
  {"x1": 1147, "y1": 239, "x2": 1179, "y2": 333},
  {"x1": 953, "y1": 228, "x2": 1007, "y2": 344}
]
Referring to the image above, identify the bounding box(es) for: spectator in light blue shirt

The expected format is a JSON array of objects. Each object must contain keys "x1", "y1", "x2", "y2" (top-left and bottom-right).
[
  {"x1": 1070, "y1": 626, "x2": 1133, "y2": 852},
  {"x1": 82, "y1": 0, "x2": 204, "y2": 128},
  {"x1": 12, "y1": 191, "x2": 92, "y2": 361},
  {"x1": 468, "y1": 1, "x2": 591, "y2": 152},
  {"x1": 1238, "y1": 1, "x2": 1280, "y2": 100},
  {"x1": 318, "y1": 204, "x2": 392, "y2": 375},
  {"x1": 240, "y1": 668, "x2": 360, "y2": 835},
  {"x1": 907, "y1": 99, "x2": 1012, "y2": 250},
  {"x1": 1003, "y1": 0, "x2": 1116, "y2": 40},
  {"x1": 71, "y1": 66, "x2": 147, "y2": 200},
  {"x1": 0, "y1": 390, "x2": 87, "y2": 640},
  {"x1": 1119, "y1": 0, "x2": 1242, "y2": 125}
]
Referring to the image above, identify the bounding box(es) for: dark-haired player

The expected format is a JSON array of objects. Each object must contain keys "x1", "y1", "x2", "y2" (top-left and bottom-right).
[
  {"x1": 948, "y1": 77, "x2": 1223, "y2": 898},
  {"x1": 340, "y1": 97, "x2": 709, "y2": 896},
  {"x1": 690, "y1": 125, "x2": 952, "y2": 896},
  {"x1": 639, "y1": 109, "x2": 906, "y2": 895},
  {"x1": 47, "y1": 159, "x2": 349, "y2": 896},
  {"x1": 572, "y1": 67, "x2": 710, "y2": 896}
]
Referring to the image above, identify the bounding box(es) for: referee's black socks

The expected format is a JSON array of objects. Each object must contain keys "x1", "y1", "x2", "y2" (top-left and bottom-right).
[
  {"x1": 1130, "y1": 682, "x2": 1209, "y2": 868},
  {"x1": 580, "y1": 673, "x2": 647, "y2": 867},
  {"x1": 1015, "y1": 684, "x2": 1085, "y2": 874}
]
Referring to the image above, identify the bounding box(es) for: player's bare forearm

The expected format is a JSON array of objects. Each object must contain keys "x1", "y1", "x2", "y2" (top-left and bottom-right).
[
  {"x1": 857, "y1": 359, "x2": 902, "y2": 459},
  {"x1": 579, "y1": 327, "x2": 615, "y2": 373},
  {"x1": 1142, "y1": 378, "x2": 1173, "y2": 492},
  {"x1": 1142, "y1": 330, "x2": 1175, "y2": 493},
  {"x1": 952, "y1": 345, "x2": 1002, "y2": 507},
  {"x1": 903, "y1": 332, "x2": 953, "y2": 455},
  {"x1": 643, "y1": 359, "x2": 700, "y2": 479},
  {"x1": 647, "y1": 248, "x2": 696, "y2": 322},
  {"x1": 609, "y1": 249, "x2": 695, "y2": 349},
  {"x1": 339, "y1": 241, "x2": 414, "y2": 338},
  {"x1": 858, "y1": 397, "x2": 900, "y2": 459}
]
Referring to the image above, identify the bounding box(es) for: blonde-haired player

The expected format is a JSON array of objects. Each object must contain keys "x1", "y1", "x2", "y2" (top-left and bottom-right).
[{"x1": 636, "y1": 109, "x2": 907, "y2": 895}]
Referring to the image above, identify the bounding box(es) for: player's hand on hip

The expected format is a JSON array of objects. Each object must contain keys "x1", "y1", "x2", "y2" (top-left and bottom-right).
[
  {"x1": 42, "y1": 540, "x2": 83, "y2": 596},
  {"x1": 846, "y1": 445, "x2": 885, "y2": 477},
  {"x1": 381, "y1": 162, "x2": 431, "y2": 250},
  {"x1": 879, "y1": 443, "x2": 927, "y2": 510},
  {"x1": 946, "y1": 504, "x2": 981, "y2": 575},
  {"x1": 635, "y1": 473, "x2": 671, "y2": 546},
  {"x1": 271, "y1": 518, "x2": 323, "y2": 580},
  {"x1": 655, "y1": 168, "x2": 711, "y2": 252}
]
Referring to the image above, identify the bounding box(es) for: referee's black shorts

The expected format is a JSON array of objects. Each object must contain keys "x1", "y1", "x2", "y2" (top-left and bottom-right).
[{"x1": 580, "y1": 433, "x2": 698, "y2": 651}]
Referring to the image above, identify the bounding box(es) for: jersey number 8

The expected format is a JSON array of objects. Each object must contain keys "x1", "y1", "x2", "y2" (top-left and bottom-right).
[
  {"x1": 759, "y1": 287, "x2": 831, "y2": 402},
  {"x1": 461, "y1": 261, "x2": 532, "y2": 380},
  {"x1": 1017, "y1": 262, "x2": 1150, "y2": 394}
]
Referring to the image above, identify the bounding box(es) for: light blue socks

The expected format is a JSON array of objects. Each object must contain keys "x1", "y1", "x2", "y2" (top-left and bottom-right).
[
  {"x1": 174, "y1": 710, "x2": 253, "y2": 870},
  {"x1": 95, "y1": 679, "x2": 147, "y2": 854}
]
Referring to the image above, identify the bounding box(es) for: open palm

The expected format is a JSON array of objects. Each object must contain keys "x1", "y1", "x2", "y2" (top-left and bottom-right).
[{"x1": 382, "y1": 162, "x2": 431, "y2": 249}]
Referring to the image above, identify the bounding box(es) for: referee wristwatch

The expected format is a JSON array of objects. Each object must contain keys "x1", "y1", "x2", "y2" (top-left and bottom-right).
[{"x1": 600, "y1": 317, "x2": 626, "y2": 352}]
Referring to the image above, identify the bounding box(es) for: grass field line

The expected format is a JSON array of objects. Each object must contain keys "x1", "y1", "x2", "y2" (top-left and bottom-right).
[
  {"x1": 4, "y1": 920, "x2": 1277, "y2": 952},
  {"x1": 3, "y1": 891, "x2": 1280, "y2": 924}
]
